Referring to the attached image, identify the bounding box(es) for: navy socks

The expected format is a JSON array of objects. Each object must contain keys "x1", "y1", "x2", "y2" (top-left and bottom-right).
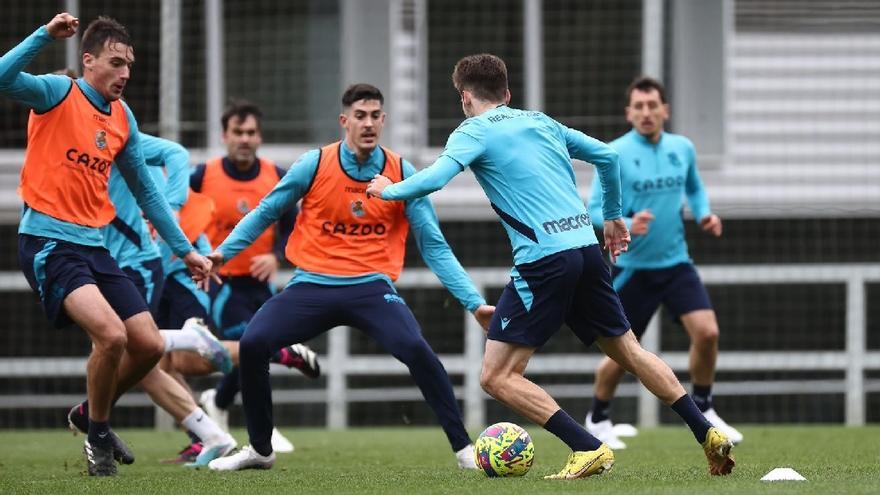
[{"x1": 544, "y1": 409, "x2": 603, "y2": 452}]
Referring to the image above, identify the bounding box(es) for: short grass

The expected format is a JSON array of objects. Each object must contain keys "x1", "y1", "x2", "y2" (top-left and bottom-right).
[{"x1": 0, "y1": 426, "x2": 878, "y2": 494}]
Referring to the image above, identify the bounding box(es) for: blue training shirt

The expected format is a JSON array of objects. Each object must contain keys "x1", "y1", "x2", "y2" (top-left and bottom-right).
[
  {"x1": 217, "y1": 141, "x2": 486, "y2": 312},
  {"x1": 382, "y1": 105, "x2": 622, "y2": 266},
  {"x1": 103, "y1": 133, "x2": 190, "y2": 268},
  {"x1": 0, "y1": 26, "x2": 192, "y2": 257},
  {"x1": 587, "y1": 129, "x2": 711, "y2": 269}
]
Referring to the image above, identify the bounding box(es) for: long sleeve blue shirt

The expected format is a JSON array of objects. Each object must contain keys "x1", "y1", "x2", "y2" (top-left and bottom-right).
[
  {"x1": 382, "y1": 105, "x2": 622, "y2": 266},
  {"x1": 217, "y1": 141, "x2": 486, "y2": 312},
  {"x1": 103, "y1": 133, "x2": 191, "y2": 268},
  {"x1": 0, "y1": 26, "x2": 192, "y2": 258},
  {"x1": 588, "y1": 129, "x2": 711, "y2": 269}
]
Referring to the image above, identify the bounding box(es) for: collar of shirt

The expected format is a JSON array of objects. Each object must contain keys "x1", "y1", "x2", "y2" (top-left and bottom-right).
[
  {"x1": 629, "y1": 128, "x2": 666, "y2": 147},
  {"x1": 221, "y1": 156, "x2": 262, "y2": 180},
  {"x1": 340, "y1": 140, "x2": 386, "y2": 181},
  {"x1": 75, "y1": 78, "x2": 110, "y2": 113}
]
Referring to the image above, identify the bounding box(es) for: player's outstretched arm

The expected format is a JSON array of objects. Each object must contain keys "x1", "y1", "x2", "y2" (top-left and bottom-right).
[
  {"x1": 367, "y1": 155, "x2": 463, "y2": 200},
  {"x1": 560, "y1": 124, "x2": 623, "y2": 221},
  {"x1": 117, "y1": 109, "x2": 192, "y2": 259},
  {"x1": 0, "y1": 14, "x2": 78, "y2": 110},
  {"x1": 216, "y1": 150, "x2": 317, "y2": 264},
  {"x1": 404, "y1": 185, "x2": 488, "y2": 323}
]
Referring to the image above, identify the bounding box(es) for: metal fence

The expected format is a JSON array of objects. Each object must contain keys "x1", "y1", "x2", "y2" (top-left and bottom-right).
[{"x1": 1, "y1": 263, "x2": 878, "y2": 430}]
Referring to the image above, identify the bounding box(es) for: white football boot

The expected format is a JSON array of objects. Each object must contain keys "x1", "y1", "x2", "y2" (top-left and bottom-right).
[
  {"x1": 585, "y1": 413, "x2": 627, "y2": 450},
  {"x1": 208, "y1": 445, "x2": 275, "y2": 471},
  {"x1": 612, "y1": 422, "x2": 639, "y2": 437},
  {"x1": 270, "y1": 428, "x2": 295, "y2": 453},
  {"x1": 455, "y1": 444, "x2": 477, "y2": 469}
]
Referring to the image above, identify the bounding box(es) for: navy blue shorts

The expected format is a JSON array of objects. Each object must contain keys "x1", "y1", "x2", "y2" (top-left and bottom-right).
[
  {"x1": 240, "y1": 280, "x2": 425, "y2": 354},
  {"x1": 18, "y1": 234, "x2": 149, "y2": 328},
  {"x1": 210, "y1": 276, "x2": 275, "y2": 340},
  {"x1": 488, "y1": 245, "x2": 630, "y2": 348},
  {"x1": 121, "y1": 257, "x2": 165, "y2": 318},
  {"x1": 156, "y1": 270, "x2": 212, "y2": 329},
  {"x1": 612, "y1": 262, "x2": 713, "y2": 338}
]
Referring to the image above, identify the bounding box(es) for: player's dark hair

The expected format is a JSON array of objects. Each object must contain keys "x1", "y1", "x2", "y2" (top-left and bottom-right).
[
  {"x1": 341, "y1": 83, "x2": 384, "y2": 108},
  {"x1": 80, "y1": 16, "x2": 131, "y2": 58},
  {"x1": 452, "y1": 54, "x2": 508, "y2": 102},
  {"x1": 626, "y1": 76, "x2": 667, "y2": 105},
  {"x1": 221, "y1": 99, "x2": 263, "y2": 131}
]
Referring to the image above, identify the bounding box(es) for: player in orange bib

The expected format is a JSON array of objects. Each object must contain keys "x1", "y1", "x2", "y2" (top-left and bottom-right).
[
  {"x1": 188, "y1": 100, "x2": 298, "y2": 451},
  {"x1": 200, "y1": 84, "x2": 494, "y2": 472},
  {"x1": 0, "y1": 14, "x2": 212, "y2": 476}
]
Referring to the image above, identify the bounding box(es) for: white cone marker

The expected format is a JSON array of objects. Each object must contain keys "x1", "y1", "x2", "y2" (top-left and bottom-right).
[{"x1": 761, "y1": 467, "x2": 806, "y2": 481}]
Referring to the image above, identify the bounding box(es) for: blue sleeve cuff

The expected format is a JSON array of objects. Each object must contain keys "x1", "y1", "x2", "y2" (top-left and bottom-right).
[{"x1": 466, "y1": 300, "x2": 487, "y2": 313}]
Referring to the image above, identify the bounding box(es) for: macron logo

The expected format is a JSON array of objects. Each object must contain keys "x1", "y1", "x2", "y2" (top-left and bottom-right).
[
  {"x1": 500, "y1": 317, "x2": 511, "y2": 330},
  {"x1": 384, "y1": 294, "x2": 405, "y2": 305},
  {"x1": 542, "y1": 213, "x2": 591, "y2": 235}
]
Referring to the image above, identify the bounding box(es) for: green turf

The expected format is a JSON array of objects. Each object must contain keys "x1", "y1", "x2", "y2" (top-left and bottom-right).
[{"x1": 0, "y1": 426, "x2": 877, "y2": 494}]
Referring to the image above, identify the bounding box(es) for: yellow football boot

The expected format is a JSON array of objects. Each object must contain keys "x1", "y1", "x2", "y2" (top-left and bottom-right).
[
  {"x1": 544, "y1": 443, "x2": 614, "y2": 480},
  {"x1": 702, "y1": 427, "x2": 735, "y2": 476}
]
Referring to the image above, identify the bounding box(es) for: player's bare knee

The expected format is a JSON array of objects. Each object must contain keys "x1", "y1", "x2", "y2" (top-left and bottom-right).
[
  {"x1": 93, "y1": 326, "x2": 127, "y2": 356},
  {"x1": 597, "y1": 356, "x2": 622, "y2": 376},
  {"x1": 144, "y1": 335, "x2": 165, "y2": 362},
  {"x1": 693, "y1": 323, "x2": 719, "y2": 346},
  {"x1": 479, "y1": 373, "x2": 499, "y2": 397}
]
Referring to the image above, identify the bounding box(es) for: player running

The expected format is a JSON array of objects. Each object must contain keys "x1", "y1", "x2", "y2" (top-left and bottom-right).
[{"x1": 367, "y1": 54, "x2": 735, "y2": 479}]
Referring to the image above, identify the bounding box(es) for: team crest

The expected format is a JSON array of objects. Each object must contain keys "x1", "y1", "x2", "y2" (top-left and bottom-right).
[
  {"x1": 351, "y1": 200, "x2": 366, "y2": 218},
  {"x1": 668, "y1": 152, "x2": 682, "y2": 168},
  {"x1": 237, "y1": 198, "x2": 251, "y2": 214},
  {"x1": 95, "y1": 130, "x2": 107, "y2": 150}
]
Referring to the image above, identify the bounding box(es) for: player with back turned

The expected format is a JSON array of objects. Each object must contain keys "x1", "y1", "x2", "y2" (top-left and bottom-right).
[{"x1": 367, "y1": 54, "x2": 736, "y2": 479}]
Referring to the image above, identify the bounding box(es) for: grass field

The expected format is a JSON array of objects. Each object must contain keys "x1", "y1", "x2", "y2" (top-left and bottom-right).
[{"x1": 1, "y1": 426, "x2": 878, "y2": 494}]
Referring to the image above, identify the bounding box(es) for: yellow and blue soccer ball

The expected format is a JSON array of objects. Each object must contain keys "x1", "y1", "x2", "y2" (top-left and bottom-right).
[{"x1": 474, "y1": 422, "x2": 534, "y2": 477}]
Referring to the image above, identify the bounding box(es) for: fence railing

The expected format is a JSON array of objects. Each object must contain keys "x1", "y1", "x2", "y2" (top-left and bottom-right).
[{"x1": 1, "y1": 263, "x2": 878, "y2": 429}]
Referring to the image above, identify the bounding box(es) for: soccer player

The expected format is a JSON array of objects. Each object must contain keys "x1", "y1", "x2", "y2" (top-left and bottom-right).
[
  {"x1": 100, "y1": 133, "x2": 319, "y2": 463},
  {"x1": 0, "y1": 14, "x2": 212, "y2": 475},
  {"x1": 189, "y1": 100, "x2": 298, "y2": 452},
  {"x1": 66, "y1": 132, "x2": 237, "y2": 468},
  {"x1": 584, "y1": 76, "x2": 743, "y2": 449},
  {"x1": 366, "y1": 54, "x2": 735, "y2": 478},
  {"x1": 203, "y1": 83, "x2": 494, "y2": 471}
]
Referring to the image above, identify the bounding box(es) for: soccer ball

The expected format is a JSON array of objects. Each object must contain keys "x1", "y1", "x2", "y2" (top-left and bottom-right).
[{"x1": 474, "y1": 422, "x2": 534, "y2": 477}]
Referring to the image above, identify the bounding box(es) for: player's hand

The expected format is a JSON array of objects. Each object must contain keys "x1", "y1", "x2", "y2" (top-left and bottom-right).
[
  {"x1": 183, "y1": 251, "x2": 213, "y2": 282},
  {"x1": 366, "y1": 174, "x2": 392, "y2": 199},
  {"x1": 630, "y1": 209, "x2": 654, "y2": 236},
  {"x1": 603, "y1": 218, "x2": 631, "y2": 263},
  {"x1": 46, "y1": 13, "x2": 79, "y2": 39},
  {"x1": 250, "y1": 253, "x2": 280, "y2": 283},
  {"x1": 193, "y1": 251, "x2": 225, "y2": 291},
  {"x1": 473, "y1": 304, "x2": 495, "y2": 333},
  {"x1": 700, "y1": 214, "x2": 722, "y2": 237}
]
